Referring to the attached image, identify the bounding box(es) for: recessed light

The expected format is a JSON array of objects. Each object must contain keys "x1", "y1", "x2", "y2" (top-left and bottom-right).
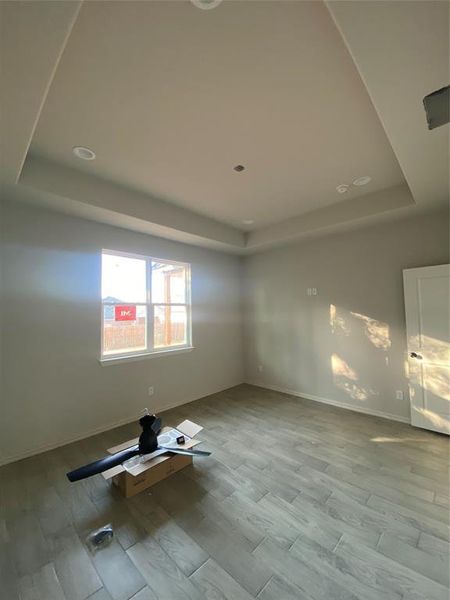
[
  {"x1": 353, "y1": 176, "x2": 371, "y2": 186},
  {"x1": 73, "y1": 146, "x2": 96, "y2": 161},
  {"x1": 234, "y1": 165, "x2": 245, "y2": 172},
  {"x1": 242, "y1": 219, "x2": 254, "y2": 225},
  {"x1": 336, "y1": 184, "x2": 349, "y2": 194},
  {"x1": 191, "y1": 0, "x2": 223, "y2": 9}
]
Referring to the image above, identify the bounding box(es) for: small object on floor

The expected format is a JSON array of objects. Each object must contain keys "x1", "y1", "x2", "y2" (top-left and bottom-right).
[
  {"x1": 86, "y1": 524, "x2": 114, "y2": 553},
  {"x1": 177, "y1": 435, "x2": 185, "y2": 445}
]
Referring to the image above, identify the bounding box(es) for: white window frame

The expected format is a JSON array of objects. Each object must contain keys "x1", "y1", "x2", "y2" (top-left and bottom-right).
[{"x1": 100, "y1": 249, "x2": 193, "y2": 364}]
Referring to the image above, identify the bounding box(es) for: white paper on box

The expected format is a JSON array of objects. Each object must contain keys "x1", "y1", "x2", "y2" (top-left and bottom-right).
[{"x1": 177, "y1": 419, "x2": 203, "y2": 438}]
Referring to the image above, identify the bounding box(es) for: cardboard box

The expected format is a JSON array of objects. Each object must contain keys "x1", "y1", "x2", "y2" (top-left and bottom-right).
[{"x1": 102, "y1": 420, "x2": 203, "y2": 498}]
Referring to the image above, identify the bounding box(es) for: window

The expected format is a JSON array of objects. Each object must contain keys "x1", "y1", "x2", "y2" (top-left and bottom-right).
[{"x1": 101, "y1": 250, "x2": 191, "y2": 360}]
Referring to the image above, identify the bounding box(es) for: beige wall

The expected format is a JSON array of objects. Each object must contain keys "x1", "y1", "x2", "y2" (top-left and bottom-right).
[
  {"x1": 0, "y1": 201, "x2": 244, "y2": 464},
  {"x1": 1, "y1": 200, "x2": 448, "y2": 464},
  {"x1": 243, "y1": 210, "x2": 449, "y2": 421},
  {"x1": 0, "y1": 201, "x2": 3, "y2": 439}
]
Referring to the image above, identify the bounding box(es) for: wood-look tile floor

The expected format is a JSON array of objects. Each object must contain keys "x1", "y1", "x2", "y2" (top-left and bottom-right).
[{"x1": 1, "y1": 384, "x2": 449, "y2": 600}]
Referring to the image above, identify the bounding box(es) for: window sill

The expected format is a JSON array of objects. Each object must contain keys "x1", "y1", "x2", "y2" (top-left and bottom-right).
[{"x1": 99, "y1": 346, "x2": 195, "y2": 366}]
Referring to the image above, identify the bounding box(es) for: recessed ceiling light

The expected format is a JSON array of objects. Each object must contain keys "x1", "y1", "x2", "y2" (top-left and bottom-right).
[
  {"x1": 234, "y1": 165, "x2": 245, "y2": 172},
  {"x1": 191, "y1": 0, "x2": 223, "y2": 9},
  {"x1": 353, "y1": 176, "x2": 371, "y2": 186},
  {"x1": 73, "y1": 146, "x2": 96, "y2": 161},
  {"x1": 242, "y1": 219, "x2": 254, "y2": 225},
  {"x1": 336, "y1": 184, "x2": 349, "y2": 194}
]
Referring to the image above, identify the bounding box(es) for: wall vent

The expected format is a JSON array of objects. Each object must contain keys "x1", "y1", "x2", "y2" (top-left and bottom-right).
[{"x1": 423, "y1": 85, "x2": 449, "y2": 130}]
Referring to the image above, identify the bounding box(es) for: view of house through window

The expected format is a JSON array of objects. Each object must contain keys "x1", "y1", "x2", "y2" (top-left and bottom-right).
[{"x1": 101, "y1": 251, "x2": 191, "y2": 358}]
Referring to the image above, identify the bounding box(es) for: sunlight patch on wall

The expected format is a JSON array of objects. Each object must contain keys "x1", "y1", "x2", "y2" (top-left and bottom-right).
[
  {"x1": 404, "y1": 359, "x2": 410, "y2": 378},
  {"x1": 423, "y1": 365, "x2": 450, "y2": 402},
  {"x1": 410, "y1": 334, "x2": 450, "y2": 364},
  {"x1": 329, "y1": 304, "x2": 350, "y2": 335},
  {"x1": 408, "y1": 334, "x2": 450, "y2": 402},
  {"x1": 331, "y1": 353, "x2": 376, "y2": 401},
  {"x1": 413, "y1": 407, "x2": 450, "y2": 434},
  {"x1": 351, "y1": 312, "x2": 391, "y2": 350},
  {"x1": 340, "y1": 382, "x2": 371, "y2": 401},
  {"x1": 331, "y1": 353, "x2": 358, "y2": 380}
]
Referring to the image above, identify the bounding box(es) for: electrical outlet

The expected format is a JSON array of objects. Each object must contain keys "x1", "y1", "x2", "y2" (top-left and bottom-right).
[
  {"x1": 257, "y1": 365, "x2": 263, "y2": 373},
  {"x1": 396, "y1": 390, "x2": 404, "y2": 400},
  {"x1": 312, "y1": 288, "x2": 318, "y2": 296},
  {"x1": 148, "y1": 386, "x2": 154, "y2": 397},
  {"x1": 307, "y1": 288, "x2": 312, "y2": 296}
]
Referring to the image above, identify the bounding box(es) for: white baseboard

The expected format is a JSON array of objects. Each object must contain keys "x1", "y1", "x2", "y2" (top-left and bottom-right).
[
  {"x1": 0, "y1": 382, "x2": 244, "y2": 467},
  {"x1": 245, "y1": 380, "x2": 411, "y2": 424},
  {"x1": 0, "y1": 413, "x2": 139, "y2": 467}
]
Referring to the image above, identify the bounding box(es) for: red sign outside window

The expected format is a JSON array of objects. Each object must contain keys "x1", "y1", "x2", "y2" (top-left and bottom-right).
[{"x1": 115, "y1": 305, "x2": 137, "y2": 321}]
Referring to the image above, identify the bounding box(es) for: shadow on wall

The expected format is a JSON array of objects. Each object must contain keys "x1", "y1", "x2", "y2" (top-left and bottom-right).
[{"x1": 3, "y1": 244, "x2": 100, "y2": 302}]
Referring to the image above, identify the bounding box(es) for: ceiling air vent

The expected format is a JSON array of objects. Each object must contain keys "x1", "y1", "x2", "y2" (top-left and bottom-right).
[{"x1": 423, "y1": 85, "x2": 449, "y2": 130}]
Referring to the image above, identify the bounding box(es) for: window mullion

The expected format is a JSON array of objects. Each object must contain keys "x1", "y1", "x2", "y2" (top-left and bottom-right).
[
  {"x1": 187, "y1": 265, "x2": 192, "y2": 347},
  {"x1": 147, "y1": 259, "x2": 154, "y2": 351}
]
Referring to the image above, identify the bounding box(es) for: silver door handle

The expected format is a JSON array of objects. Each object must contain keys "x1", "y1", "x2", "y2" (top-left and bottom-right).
[{"x1": 410, "y1": 352, "x2": 423, "y2": 360}]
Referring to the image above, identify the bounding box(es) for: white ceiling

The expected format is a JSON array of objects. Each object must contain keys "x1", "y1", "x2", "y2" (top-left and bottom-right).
[
  {"x1": 1, "y1": 0, "x2": 448, "y2": 253},
  {"x1": 327, "y1": 0, "x2": 449, "y2": 211},
  {"x1": 30, "y1": 0, "x2": 404, "y2": 230},
  {"x1": 0, "y1": 0, "x2": 81, "y2": 186}
]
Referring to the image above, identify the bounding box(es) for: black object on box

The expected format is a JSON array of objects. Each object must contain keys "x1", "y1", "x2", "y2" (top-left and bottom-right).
[{"x1": 177, "y1": 435, "x2": 185, "y2": 445}]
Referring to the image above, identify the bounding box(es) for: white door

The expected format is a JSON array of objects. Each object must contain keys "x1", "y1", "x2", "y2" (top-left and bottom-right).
[{"x1": 403, "y1": 264, "x2": 450, "y2": 434}]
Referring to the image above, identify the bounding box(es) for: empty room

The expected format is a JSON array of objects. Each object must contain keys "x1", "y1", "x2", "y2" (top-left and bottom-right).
[{"x1": 1, "y1": 1, "x2": 449, "y2": 599}]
